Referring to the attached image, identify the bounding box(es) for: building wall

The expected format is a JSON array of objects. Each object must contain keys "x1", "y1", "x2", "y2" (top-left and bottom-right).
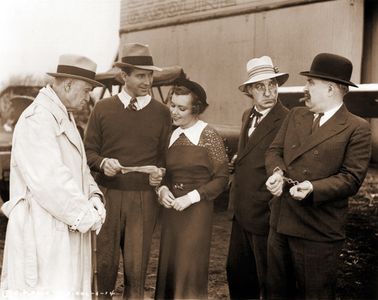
[
  {"x1": 120, "y1": 0, "x2": 364, "y2": 126},
  {"x1": 362, "y1": 0, "x2": 378, "y2": 161}
]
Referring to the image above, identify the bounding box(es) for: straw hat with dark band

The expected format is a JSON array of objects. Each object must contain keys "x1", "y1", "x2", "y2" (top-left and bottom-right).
[{"x1": 239, "y1": 56, "x2": 288, "y2": 92}]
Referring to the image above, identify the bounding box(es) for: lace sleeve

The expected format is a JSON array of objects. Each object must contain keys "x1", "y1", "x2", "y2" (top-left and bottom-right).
[
  {"x1": 197, "y1": 126, "x2": 229, "y2": 201},
  {"x1": 200, "y1": 126, "x2": 228, "y2": 168}
]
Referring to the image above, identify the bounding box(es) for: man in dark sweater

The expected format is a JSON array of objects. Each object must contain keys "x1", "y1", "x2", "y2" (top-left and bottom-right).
[{"x1": 84, "y1": 43, "x2": 171, "y2": 298}]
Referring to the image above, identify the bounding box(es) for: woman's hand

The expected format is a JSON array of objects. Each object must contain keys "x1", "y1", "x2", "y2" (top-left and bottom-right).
[
  {"x1": 158, "y1": 186, "x2": 175, "y2": 208},
  {"x1": 172, "y1": 195, "x2": 192, "y2": 211}
]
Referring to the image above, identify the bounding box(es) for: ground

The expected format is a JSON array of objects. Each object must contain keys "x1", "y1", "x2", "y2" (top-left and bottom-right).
[{"x1": 0, "y1": 169, "x2": 377, "y2": 299}]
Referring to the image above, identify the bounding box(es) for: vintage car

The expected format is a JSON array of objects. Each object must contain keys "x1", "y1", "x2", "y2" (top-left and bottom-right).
[{"x1": 0, "y1": 95, "x2": 34, "y2": 202}]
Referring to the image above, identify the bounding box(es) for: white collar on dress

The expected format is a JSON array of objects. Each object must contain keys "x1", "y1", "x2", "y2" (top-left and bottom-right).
[
  {"x1": 118, "y1": 89, "x2": 151, "y2": 110},
  {"x1": 169, "y1": 120, "x2": 208, "y2": 148}
]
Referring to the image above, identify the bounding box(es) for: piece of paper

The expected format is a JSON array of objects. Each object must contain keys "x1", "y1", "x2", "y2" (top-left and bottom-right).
[{"x1": 120, "y1": 165, "x2": 163, "y2": 175}]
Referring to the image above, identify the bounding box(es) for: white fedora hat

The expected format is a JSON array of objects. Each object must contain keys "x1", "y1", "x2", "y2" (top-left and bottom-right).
[
  {"x1": 47, "y1": 54, "x2": 104, "y2": 87},
  {"x1": 114, "y1": 43, "x2": 162, "y2": 72},
  {"x1": 239, "y1": 56, "x2": 288, "y2": 92}
]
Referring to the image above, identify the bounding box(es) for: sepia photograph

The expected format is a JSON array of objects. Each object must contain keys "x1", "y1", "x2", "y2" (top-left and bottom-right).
[{"x1": 0, "y1": 0, "x2": 377, "y2": 299}]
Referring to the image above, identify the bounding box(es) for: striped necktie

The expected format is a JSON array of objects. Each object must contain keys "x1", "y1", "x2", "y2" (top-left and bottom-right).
[{"x1": 127, "y1": 97, "x2": 138, "y2": 111}]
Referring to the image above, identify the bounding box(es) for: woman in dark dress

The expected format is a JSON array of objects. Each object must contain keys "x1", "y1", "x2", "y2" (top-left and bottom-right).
[{"x1": 155, "y1": 78, "x2": 229, "y2": 299}]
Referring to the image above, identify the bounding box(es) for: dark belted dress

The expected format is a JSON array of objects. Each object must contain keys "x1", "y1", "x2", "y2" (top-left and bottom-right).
[{"x1": 155, "y1": 125, "x2": 228, "y2": 299}]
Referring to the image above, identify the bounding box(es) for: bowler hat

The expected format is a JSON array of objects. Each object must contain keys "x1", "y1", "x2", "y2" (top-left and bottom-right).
[
  {"x1": 114, "y1": 43, "x2": 162, "y2": 71},
  {"x1": 47, "y1": 54, "x2": 104, "y2": 87},
  {"x1": 173, "y1": 78, "x2": 208, "y2": 107},
  {"x1": 300, "y1": 53, "x2": 357, "y2": 87},
  {"x1": 239, "y1": 56, "x2": 288, "y2": 92}
]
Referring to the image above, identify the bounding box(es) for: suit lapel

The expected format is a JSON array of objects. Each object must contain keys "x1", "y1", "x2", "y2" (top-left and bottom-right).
[
  {"x1": 238, "y1": 102, "x2": 285, "y2": 162},
  {"x1": 287, "y1": 105, "x2": 349, "y2": 165},
  {"x1": 238, "y1": 107, "x2": 253, "y2": 151}
]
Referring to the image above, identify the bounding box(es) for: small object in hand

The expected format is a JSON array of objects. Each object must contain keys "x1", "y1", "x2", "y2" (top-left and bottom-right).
[
  {"x1": 282, "y1": 176, "x2": 299, "y2": 186},
  {"x1": 174, "y1": 183, "x2": 184, "y2": 190}
]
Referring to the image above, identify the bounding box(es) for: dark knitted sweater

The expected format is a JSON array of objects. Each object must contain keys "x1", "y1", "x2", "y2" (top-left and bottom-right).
[{"x1": 84, "y1": 95, "x2": 171, "y2": 190}]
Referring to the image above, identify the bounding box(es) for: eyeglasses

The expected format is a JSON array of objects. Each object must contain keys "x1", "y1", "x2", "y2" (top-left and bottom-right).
[{"x1": 251, "y1": 81, "x2": 278, "y2": 93}]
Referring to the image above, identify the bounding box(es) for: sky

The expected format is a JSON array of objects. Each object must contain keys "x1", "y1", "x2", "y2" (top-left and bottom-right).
[{"x1": 0, "y1": 0, "x2": 120, "y2": 88}]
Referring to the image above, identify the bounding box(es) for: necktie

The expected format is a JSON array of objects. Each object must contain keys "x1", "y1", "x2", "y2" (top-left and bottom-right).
[
  {"x1": 127, "y1": 97, "x2": 138, "y2": 111},
  {"x1": 245, "y1": 107, "x2": 263, "y2": 138},
  {"x1": 311, "y1": 112, "x2": 324, "y2": 133},
  {"x1": 250, "y1": 107, "x2": 263, "y2": 128}
]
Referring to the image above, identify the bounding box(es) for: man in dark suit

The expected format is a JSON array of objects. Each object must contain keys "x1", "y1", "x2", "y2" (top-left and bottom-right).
[
  {"x1": 265, "y1": 53, "x2": 371, "y2": 299},
  {"x1": 226, "y1": 56, "x2": 289, "y2": 299}
]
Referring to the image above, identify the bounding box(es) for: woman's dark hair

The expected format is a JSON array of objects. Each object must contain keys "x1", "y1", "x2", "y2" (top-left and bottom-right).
[{"x1": 167, "y1": 85, "x2": 208, "y2": 115}]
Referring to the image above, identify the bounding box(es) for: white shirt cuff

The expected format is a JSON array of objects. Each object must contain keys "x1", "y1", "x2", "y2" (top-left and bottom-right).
[
  {"x1": 100, "y1": 158, "x2": 108, "y2": 170},
  {"x1": 157, "y1": 185, "x2": 168, "y2": 197},
  {"x1": 188, "y1": 190, "x2": 200, "y2": 204}
]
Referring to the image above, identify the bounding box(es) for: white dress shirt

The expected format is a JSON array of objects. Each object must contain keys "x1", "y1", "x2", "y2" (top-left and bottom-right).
[
  {"x1": 248, "y1": 106, "x2": 272, "y2": 136},
  {"x1": 318, "y1": 103, "x2": 343, "y2": 126},
  {"x1": 117, "y1": 89, "x2": 152, "y2": 110}
]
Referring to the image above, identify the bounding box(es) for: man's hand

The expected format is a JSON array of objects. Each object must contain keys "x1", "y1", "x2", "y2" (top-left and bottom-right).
[
  {"x1": 158, "y1": 186, "x2": 175, "y2": 208},
  {"x1": 103, "y1": 158, "x2": 122, "y2": 177},
  {"x1": 90, "y1": 196, "x2": 106, "y2": 224},
  {"x1": 90, "y1": 213, "x2": 103, "y2": 235},
  {"x1": 228, "y1": 154, "x2": 237, "y2": 174},
  {"x1": 149, "y1": 168, "x2": 166, "y2": 187},
  {"x1": 289, "y1": 180, "x2": 313, "y2": 201},
  {"x1": 172, "y1": 195, "x2": 192, "y2": 211},
  {"x1": 266, "y1": 171, "x2": 284, "y2": 197}
]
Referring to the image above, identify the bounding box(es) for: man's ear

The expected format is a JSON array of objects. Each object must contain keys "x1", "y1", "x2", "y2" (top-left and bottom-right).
[
  {"x1": 327, "y1": 82, "x2": 335, "y2": 95},
  {"x1": 120, "y1": 71, "x2": 128, "y2": 82},
  {"x1": 64, "y1": 79, "x2": 72, "y2": 92}
]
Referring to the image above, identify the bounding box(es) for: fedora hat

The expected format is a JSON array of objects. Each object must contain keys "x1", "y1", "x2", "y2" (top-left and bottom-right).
[
  {"x1": 300, "y1": 53, "x2": 357, "y2": 87},
  {"x1": 47, "y1": 54, "x2": 104, "y2": 87},
  {"x1": 239, "y1": 56, "x2": 288, "y2": 92},
  {"x1": 114, "y1": 43, "x2": 162, "y2": 72}
]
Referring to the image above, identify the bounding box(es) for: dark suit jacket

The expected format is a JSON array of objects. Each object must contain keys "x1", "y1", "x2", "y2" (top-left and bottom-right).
[
  {"x1": 230, "y1": 101, "x2": 288, "y2": 235},
  {"x1": 266, "y1": 105, "x2": 371, "y2": 241}
]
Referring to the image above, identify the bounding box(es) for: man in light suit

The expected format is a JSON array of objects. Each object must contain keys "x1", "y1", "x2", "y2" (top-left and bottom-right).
[
  {"x1": 1, "y1": 54, "x2": 106, "y2": 297},
  {"x1": 226, "y1": 56, "x2": 289, "y2": 299},
  {"x1": 265, "y1": 53, "x2": 371, "y2": 299}
]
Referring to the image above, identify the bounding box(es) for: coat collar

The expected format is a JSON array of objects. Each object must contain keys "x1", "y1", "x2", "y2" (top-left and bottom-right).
[
  {"x1": 287, "y1": 104, "x2": 349, "y2": 165},
  {"x1": 33, "y1": 86, "x2": 83, "y2": 155},
  {"x1": 238, "y1": 101, "x2": 287, "y2": 162}
]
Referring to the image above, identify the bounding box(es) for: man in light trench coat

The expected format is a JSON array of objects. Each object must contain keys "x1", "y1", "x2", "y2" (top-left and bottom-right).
[{"x1": 0, "y1": 54, "x2": 106, "y2": 299}]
